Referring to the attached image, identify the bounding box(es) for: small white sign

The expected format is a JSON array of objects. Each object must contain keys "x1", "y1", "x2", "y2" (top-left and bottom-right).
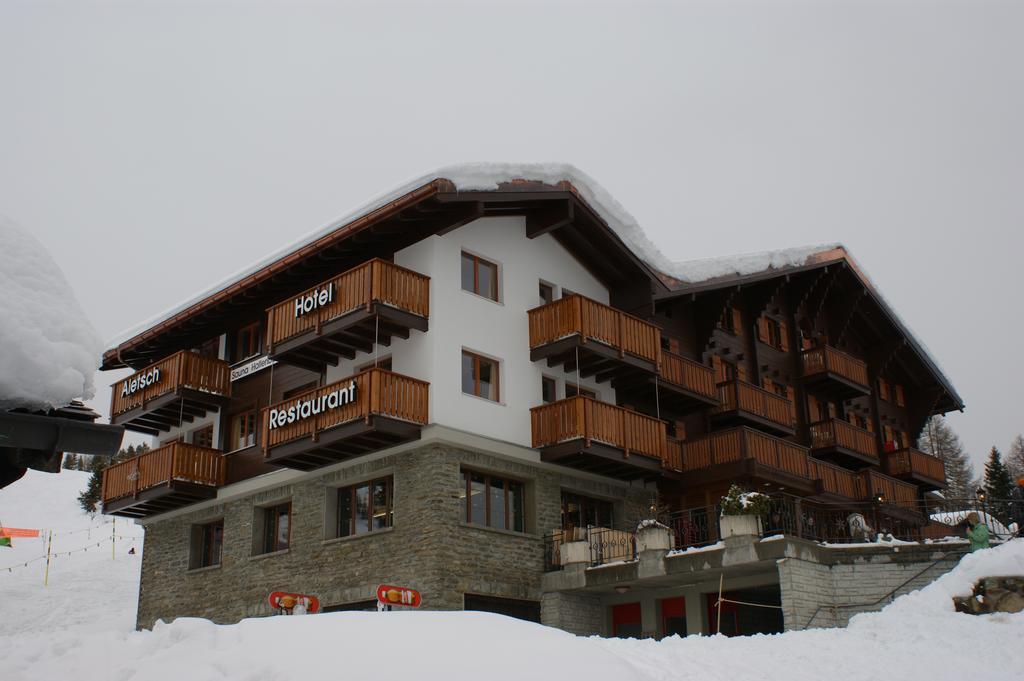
[{"x1": 230, "y1": 355, "x2": 276, "y2": 382}]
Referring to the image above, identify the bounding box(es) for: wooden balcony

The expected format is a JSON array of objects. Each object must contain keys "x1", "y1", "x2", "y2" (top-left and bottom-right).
[
  {"x1": 883, "y1": 447, "x2": 946, "y2": 491},
  {"x1": 109, "y1": 351, "x2": 231, "y2": 435},
  {"x1": 530, "y1": 396, "x2": 672, "y2": 480},
  {"x1": 810, "y1": 458, "x2": 863, "y2": 500},
  {"x1": 527, "y1": 295, "x2": 660, "y2": 384},
  {"x1": 801, "y1": 345, "x2": 870, "y2": 399},
  {"x1": 809, "y1": 418, "x2": 880, "y2": 468},
  {"x1": 261, "y1": 368, "x2": 428, "y2": 471},
  {"x1": 711, "y1": 380, "x2": 796, "y2": 436},
  {"x1": 101, "y1": 442, "x2": 224, "y2": 518},
  {"x1": 861, "y1": 469, "x2": 921, "y2": 520},
  {"x1": 619, "y1": 350, "x2": 719, "y2": 416},
  {"x1": 676, "y1": 427, "x2": 817, "y2": 494},
  {"x1": 266, "y1": 259, "x2": 429, "y2": 372}
]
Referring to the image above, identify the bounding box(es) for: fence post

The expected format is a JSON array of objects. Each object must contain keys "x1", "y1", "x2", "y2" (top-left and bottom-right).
[{"x1": 43, "y1": 530, "x2": 52, "y2": 586}]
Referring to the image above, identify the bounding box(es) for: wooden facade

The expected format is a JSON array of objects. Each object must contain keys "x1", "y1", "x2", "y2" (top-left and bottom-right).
[
  {"x1": 99, "y1": 173, "x2": 962, "y2": 525},
  {"x1": 101, "y1": 442, "x2": 225, "y2": 517}
]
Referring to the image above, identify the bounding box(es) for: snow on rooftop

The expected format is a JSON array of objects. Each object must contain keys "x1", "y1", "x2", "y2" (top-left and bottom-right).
[
  {"x1": 664, "y1": 242, "x2": 843, "y2": 285},
  {"x1": 0, "y1": 216, "x2": 103, "y2": 410}
]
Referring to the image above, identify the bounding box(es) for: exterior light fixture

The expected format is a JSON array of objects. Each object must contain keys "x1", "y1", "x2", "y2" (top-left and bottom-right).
[
  {"x1": 873, "y1": 491, "x2": 884, "y2": 504},
  {"x1": 614, "y1": 585, "x2": 631, "y2": 594},
  {"x1": 976, "y1": 488, "x2": 987, "y2": 503}
]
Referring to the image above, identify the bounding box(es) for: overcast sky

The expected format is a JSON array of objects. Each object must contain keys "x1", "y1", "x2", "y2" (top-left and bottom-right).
[{"x1": 2, "y1": 1, "x2": 1020, "y2": 476}]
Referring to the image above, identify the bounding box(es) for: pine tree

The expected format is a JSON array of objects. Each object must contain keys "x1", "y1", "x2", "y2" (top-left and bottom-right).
[
  {"x1": 983, "y1": 446, "x2": 1015, "y2": 524},
  {"x1": 918, "y1": 416, "x2": 975, "y2": 500},
  {"x1": 62, "y1": 453, "x2": 79, "y2": 470},
  {"x1": 1005, "y1": 434, "x2": 1024, "y2": 482}
]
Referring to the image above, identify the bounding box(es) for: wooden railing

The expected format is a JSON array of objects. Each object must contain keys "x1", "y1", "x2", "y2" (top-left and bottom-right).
[
  {"x1": 266, "y1": 259, "x2": 430, "y2": 351},
  {"x1": 101, "y1": 442, "x2": 225, "y2": 504},
  {"x1": 810, "y1": 458, "x2": 863, "y2": 499},
  {"x1": 801, "y1": 345, "x2": 870, "y2": 389},
  {"x1": 862, "y1": 469, "x2": 918, "y2": 510},
  {"x1": 683, "y1": 428, "x2": 812, "y2": 480},
  {"x1": 110, "y1": 350, "x2": 231, "y2": 417},
  {"x1": 884, "y1": 447, "x2": 946, "y2": 483},
  {"x1": 527, "y1": 295, "x2": 661, "y2": 365},
  {"x1": 261, "y1": 368, "x2": 429, "y2": 452},
  {"x1": 809, "y1": 419, "x2": 878, "y2": 460},
  {"x1": 715, "y1": 380, "x2": 795, "y2": 430},
  {"x1": 660, "y1": 351, "x2": 717, "y2": 400},
  {"x1": 530, "y1": 396, "x2": 668, "y2": 464}
]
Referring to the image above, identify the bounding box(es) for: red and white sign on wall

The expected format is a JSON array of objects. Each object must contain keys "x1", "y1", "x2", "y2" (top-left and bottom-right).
[{"x1": 376, "y1": 584, "x2": 422, "y2": 608}]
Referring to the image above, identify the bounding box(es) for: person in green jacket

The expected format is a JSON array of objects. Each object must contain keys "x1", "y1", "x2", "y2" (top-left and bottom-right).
[{"x1": 965, "y1": 512, "x2": 990, "y2": 552}]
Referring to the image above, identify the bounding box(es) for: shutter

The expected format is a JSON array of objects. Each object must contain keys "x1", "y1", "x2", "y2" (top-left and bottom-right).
[
  {"x1": 736, "y1": 363, "x2": 749, "y2": 382},
  {"x1": 894, "y1": 384, "x2": 905, "y2": 407},
  {"x1": 757, "y1": 317, "x2": 769, "y2": 343},
  {"x1": 865, "y1": 417, "x2": 874, "y2": 433},
  {"x1": 827, "y1": 402, "x2": 837, "y2": 419},
  {"x1": 712, "y1": 355, "x2": 725, "y2": 384},
  {"x1": 674, "y1": 420, "x2": 686, "y2": 440},
  {"x1": 877, "y1": 378, "x2": 889, "y2": 401},
  {"x1": 779, "y1": 323, "x2": 790, "y2": 352},
  {"x1": 669, "y1": 338, "x2": 680, "y2": 355},
  {"x1": 763, "y1": 377, "x2": 775, "y2": 393},
  {"x1": 807, "y1": 395, "x2": 819, "y2": 422},
  {"x1": 732, "y1": 307, "x2": 743, "y2": 335},
  {"x1": 786, "y1": 386, "x2": 796, "y2": 423}
]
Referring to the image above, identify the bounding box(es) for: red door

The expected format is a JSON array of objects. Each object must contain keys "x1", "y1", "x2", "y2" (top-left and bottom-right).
[
  {"x1": 611, "y1": 602, "x2": 642, "y2": 638},
  {"x1": 660, "y1": 597, "x2": 686, "y2": 638}
]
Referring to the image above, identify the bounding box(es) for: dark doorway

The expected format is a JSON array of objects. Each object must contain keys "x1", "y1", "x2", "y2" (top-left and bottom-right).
[
  {"x1": 705, "y1": 585, "x2": 783, "y2": 636},
  {"x1": 463, "y1": 594, "x2": 541, "y2": 623},
  {"x1": 660, "y1": 596, "x2": 687, "y2": 638},
  {"x1": 611, "y1": 602, "x2": 643, "y2": 638},
  {"x1": 322, "y1": 599, "x2": 379, "y2": 613}
]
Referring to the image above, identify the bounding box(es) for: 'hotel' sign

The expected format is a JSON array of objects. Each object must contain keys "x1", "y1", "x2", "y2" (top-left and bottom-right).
[{"x1": 294, "y1": 282, "x2": 334, "y2": 318}]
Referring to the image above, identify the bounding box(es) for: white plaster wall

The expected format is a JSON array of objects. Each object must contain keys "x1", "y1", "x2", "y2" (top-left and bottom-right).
[{"x1": 388, "y1": 215, "x2": 613, "y2": 447}]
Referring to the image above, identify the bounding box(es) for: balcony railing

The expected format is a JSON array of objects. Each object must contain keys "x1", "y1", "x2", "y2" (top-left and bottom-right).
[
  {"x1": 660, "y1": 351, "x2": 717, "y2": 402},
  {"x1": 528, "y1": 295, "x2": 660, "y2": 366},
  {"x1": 810, "y1": 458, "x2": 863, "y2": 499},
  {"x1": 101, "y1": 442, "x2": 225, "y2": 516},
  {"x1": 862, "y1": 469, "x2": 919, "y2": 510},
  {"x1": 266, "y1": 258, "x2": 429, "y2": 361},
  {"x1": 801, "y1": 345, "x2": 870, "y2": 391},
  {"x1": 683, "y1": 428, "x2": 812, "y2": 480},
  {"x1": 883, "y1": 447, "x2": 946, "y2": 487},
  {"x1": 261, "y1": 368, "x2": 429, "y2": 469},
  {"x1": 109, "y1": 351, "x2": 231, "y2": 434},
  {"x1": 809, "y1": 418, "x2": 879, "y2": 464},
  {"x1": 530, "y1": 396, "x2": 671, "y2": 474},
  {"x1": 713, "y1": 379, "x2": 796, "y2": 432}
]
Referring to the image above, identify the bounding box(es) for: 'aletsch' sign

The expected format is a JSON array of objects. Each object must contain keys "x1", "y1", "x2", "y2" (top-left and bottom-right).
[
  {"x1": 121, "y1": 368, "x2": 161, "y2": 397},
  {"x1": 268, "y1": 380, "x2": 357, "y2": 431}
]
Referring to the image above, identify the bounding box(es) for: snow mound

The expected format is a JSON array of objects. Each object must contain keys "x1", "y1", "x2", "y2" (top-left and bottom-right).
[{"x1": 0, "y1": 216, "x2": 103, "y2": 409}]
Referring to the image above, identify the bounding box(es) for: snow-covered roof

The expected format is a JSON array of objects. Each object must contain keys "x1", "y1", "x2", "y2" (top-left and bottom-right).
[
  {"x1": 662, "y1": 242, "x2": 844, "y2": 285},
  {"x1": 0, "y1": 216, "x2": 103, "y2": 410}
]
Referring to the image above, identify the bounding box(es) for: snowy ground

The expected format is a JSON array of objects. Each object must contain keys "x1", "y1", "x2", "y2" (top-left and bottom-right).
[{"x1": 2, "y1": 470, "x2": 1022, "y2": 681}]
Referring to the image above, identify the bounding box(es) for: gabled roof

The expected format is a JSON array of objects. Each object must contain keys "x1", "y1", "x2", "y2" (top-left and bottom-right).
[
  {"x1": 102, "y1": 163, "x2": 666, "y2": 369},
  {"x1": 654, "y1": 244, "x2": 964, "y2": 413}
]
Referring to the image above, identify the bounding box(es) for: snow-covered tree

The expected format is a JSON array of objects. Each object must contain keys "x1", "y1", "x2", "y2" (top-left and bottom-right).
[
  {"x1": 78, "y1": 444, "x2": 149, "y2": 513},
  {"x1": 918, "y1": 416, "x2": 974, "y2": 499}
]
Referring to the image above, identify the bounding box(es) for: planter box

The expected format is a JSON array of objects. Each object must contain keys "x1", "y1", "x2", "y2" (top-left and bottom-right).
[
  {"x1": 636, "y1": 523, "x2": 672, "y2": 553},
  {"x1": 720, "y1": 514, "x2": 762, "y2": 538}
]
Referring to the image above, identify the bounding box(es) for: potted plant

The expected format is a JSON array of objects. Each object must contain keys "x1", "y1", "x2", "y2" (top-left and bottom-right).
[{"x1": 719, "y1": 484, "x2": 770, "y2": 537}]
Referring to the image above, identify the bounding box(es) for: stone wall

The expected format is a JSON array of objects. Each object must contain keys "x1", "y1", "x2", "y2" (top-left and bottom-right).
[
  {"x1": 778, "y1": 544, "x2": 965, "y2": 631},
  {"x1": 540, "y1": 591, "x2": 603, "y2": 636},
  {"x1": 136, "y1": 443, "x2": 649, "y2": 629}
]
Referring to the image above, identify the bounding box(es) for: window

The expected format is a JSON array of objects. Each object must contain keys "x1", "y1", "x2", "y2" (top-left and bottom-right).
[
  {"x1": 541, "y1": 376, "x2": 557, "y2": 404},
  {"x1": 460, "y1": 470, "x2": 525, "y2": 532},
  {"x1": 161, "y1": 435, "x2": 184, "y2": 446},
  {"x1": 561, "y1": 492, "x2": 613, "y2": 531},
  {"x1": 565, "y1": 383, "x2": 597, "y2": 400},
  {"x1": 191, "y1": 520, "x2": 223, "y2": 568},
  {"x1": 195, "y1": 337, "x2": 220, "y2": 359},
  {"x1": 461, "y1": 252, "x2": 499, "y2": 301},
  {"x1": 191, "y1": 424, "x2": 214, "y2": 449},
  {"x1": 230, "y1": 410, "x2": 257, "y2": 450},
  {"x1": 233, "y1": 322, "x2": 262, "y2": 362},
  {"x1": 757, "y1": 316, "x2": 787, "y2": 350},
  {"x1": 260, "y1": 503, "x2": 291, "y2": 554},
  {"x1": 722, "y1": 306, "x2": 743, "y2": 335},
  {"x1": 464, "y1": 595, "x2": 540, "y2": 623},
  {"x1": 539, "y1": 282, "x2": 555, "y2": 306},
  {"x1": 337, "y1": 477, "x2": 393, "y2": 538},
  {"x1": 462, "y1": 351, "x2": 499, "y2": 402}
]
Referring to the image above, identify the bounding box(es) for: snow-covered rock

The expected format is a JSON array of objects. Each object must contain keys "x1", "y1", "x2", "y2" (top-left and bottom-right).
[{"x1": 0, "y1": 216, "x2": 103, "y2": 409}]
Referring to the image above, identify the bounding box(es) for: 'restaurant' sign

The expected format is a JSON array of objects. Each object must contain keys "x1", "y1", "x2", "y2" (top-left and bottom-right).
[
  {"x1": 230, "y1": 355, "x2": 276, "y2": 382},
  {"x1": 294, "y1": 282, "x2": 335, "y2": 318},
  {"x1": 121, "y1": 368, "x2": 161, "y2": 397},
  {"x1": 376, "y1": 584, "x2": 422, "y2": 608},
  {"x1": 267, "y1": 380, "x2": 357, "y2": 430}
]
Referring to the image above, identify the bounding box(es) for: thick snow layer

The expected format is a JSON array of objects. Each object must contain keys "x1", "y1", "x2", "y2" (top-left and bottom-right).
[
  {"x1": 1, "y1": 469, "x2": 1023, "y2": 680},
  {"x1": 0, "y1": 217, "x2": 103, "y2": 409},
  {"x1": 667, "y1": 243, "x2": 841, "y2": 285}
]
